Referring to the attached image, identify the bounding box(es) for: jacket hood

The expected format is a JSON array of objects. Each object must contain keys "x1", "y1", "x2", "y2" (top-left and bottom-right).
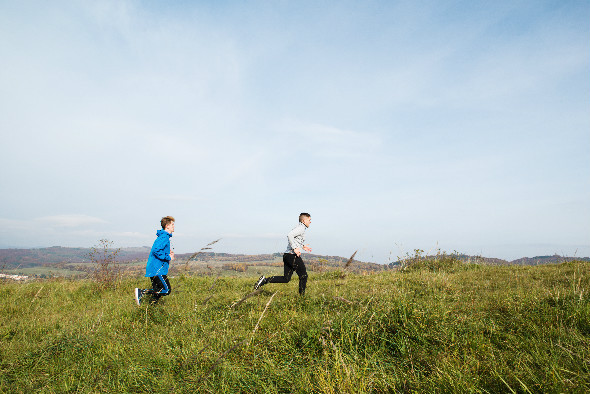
[{"x1": 156, "y1": 229, "x2": 172, "y2": 238}]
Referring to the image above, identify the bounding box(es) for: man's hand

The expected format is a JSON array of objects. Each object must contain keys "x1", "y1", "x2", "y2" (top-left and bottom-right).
[
  {"x1": 294, "y1": 248, "x2": 301, "y2": 257},
  {"x1": 170, "y1": 251, "x2": 175, "y2": 261},
  {"x1": 303, "y1": 245, "x2": 312, "y2": 253}
]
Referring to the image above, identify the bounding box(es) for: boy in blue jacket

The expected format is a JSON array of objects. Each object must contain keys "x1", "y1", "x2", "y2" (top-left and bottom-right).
[{"x1": 135, "y1": 216, "x2": 175, "y2": 305}]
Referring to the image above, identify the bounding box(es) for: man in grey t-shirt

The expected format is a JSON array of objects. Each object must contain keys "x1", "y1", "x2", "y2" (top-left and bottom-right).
[{"x1": 254, "y1": 213, "x2": 312, "y2": 295}]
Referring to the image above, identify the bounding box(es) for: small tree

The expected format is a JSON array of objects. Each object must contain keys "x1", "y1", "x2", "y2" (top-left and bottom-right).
[{"x1": 88, "y1": 239, "x2": 121, "y2": 289}]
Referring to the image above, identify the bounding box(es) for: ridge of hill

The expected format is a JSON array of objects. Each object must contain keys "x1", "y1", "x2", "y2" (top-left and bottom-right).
[
  {"x1": 0, "y1": 247, "x2": 372, "y2": 268},
  {"x1": 511, "y1": 254, "x2": 590, "y2": 265},
  {"x1": 0, "y1": 247, "x2": 588, "y2": 272},
  {"x1": 0, "y1": 247, "x2": 383, "y2": 277},
  {"x1": 397, "y1": 253, "x2": 590, "y2": 266}
]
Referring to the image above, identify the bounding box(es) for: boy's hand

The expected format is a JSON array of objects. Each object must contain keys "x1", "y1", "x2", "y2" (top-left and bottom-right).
[
  {"x1": 303, "y1": 245, "x2": 312, "y2": 253},
  {"x1": 170, "y1": 251, "x2": 175, "y2": 261},
  {"x1": 294, "y1": 248, "x2": 301, "y2": 257}
]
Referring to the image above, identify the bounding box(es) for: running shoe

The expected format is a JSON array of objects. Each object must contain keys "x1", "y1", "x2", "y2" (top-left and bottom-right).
[
  {"x1": 254, "y1": 275, "x2": 267, "y2": 290},
  {"x1": 134, "y1": 288, "x2": 144, "y2": 306}
]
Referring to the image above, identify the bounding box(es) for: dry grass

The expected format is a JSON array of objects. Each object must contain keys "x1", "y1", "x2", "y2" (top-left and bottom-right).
[
  {"x1": 344, "y1": 250, "x2": 357, "y2": 269},
  {"x1": 183, "y1": 239, "x2": 222, "y2": 271},
  {"x1": 250, "y1": 291, "x2": 278, "y2": 343},
  {"x1": 230, "y1": 288, "x2": 264, "y2": 308}
]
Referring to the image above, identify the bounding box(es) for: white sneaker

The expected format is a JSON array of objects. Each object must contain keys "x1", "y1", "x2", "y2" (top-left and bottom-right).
[
  {"x1": 134, "y1": 288, "x2": 143, "y2": 306},
  {"x1": 254, "y1": 275, "x2": 266, "y2": 290}
]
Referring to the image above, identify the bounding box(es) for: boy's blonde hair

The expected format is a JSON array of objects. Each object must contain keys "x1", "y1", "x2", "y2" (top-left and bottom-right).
[{"x1": 161, "y1": 216, "x2": 175, "y2": 229}]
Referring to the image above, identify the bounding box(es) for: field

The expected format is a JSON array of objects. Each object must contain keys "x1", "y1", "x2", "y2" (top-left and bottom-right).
[{"x1": 1, "y1": 259, "x2": 589, "y2": 393}]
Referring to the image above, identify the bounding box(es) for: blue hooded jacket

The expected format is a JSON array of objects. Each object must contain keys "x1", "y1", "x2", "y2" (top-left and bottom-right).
[{"x1": 145, "y1": 229, "x2": 172, "y2": 277}]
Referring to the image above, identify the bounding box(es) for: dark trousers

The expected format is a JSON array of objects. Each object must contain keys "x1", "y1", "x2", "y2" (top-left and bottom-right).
[
  {"x1": 145, "y1": 275, "x2": 171, "y2": 301},
  {"x1": 268, "y1": 253, "x2": 308, "y2": 295}
]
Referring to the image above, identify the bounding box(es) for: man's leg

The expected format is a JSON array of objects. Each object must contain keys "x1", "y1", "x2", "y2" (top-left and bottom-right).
[
  {"x1": 294, "y1": 255, "x2": 308, "y2": 295},
  {"x1": 256, "y1": 254, "x2": 296, "y2": 289},
  {"x1": 267, "y1": 253, "x2": 296, "y2": 284}
]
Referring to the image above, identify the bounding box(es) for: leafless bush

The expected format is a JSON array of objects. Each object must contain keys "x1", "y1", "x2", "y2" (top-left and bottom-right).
[{"x1": 88, "y1": 239, "x2": 121, "y2": 289}]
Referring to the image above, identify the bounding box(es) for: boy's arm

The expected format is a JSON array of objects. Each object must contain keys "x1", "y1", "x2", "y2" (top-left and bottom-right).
[{"x1": 152, "y1": 237, "x2": 172, "y2": 262}]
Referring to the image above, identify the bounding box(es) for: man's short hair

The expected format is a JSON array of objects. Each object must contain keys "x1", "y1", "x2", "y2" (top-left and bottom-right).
[
  {"x1": 299, "y1": 213, "x2": 311, "y2": 222},
  {"x1": 161, "y1": 216, "x2": 175, "y2": 229}
]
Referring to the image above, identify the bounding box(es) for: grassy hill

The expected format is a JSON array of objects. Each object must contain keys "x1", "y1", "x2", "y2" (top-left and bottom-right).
[{"x1": 1, "y1": 258, "x2": 589, "y2": 392}]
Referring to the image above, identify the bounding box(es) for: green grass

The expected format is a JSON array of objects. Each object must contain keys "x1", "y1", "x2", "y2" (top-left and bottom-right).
[
  {"x1": 3, "y1": 267, "x2": 84, "y2": 277},
  {"x1": 1, "y1": 261, "x2": 589, "y2": 393}
]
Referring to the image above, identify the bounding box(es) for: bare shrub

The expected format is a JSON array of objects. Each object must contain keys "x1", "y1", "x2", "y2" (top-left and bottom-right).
[{"x1": 88, "y1": 239, "x2": 121, "y2": 289}]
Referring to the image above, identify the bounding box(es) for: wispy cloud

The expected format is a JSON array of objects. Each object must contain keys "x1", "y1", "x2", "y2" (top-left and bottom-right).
[
  {"x1": 280, "y1": 120, "x2": 381, "y2": 158},
  {"x1": 151, "y1": 194, "x2": 201, "y2": 202},
  {"x1": 35, "y1": 215, "x2": 107, "y2": 228},
  {"x1": 223, "y1": 232, "x2": 283, "y2": 240}
]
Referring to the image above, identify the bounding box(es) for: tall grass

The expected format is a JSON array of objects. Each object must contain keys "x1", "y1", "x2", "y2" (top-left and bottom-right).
[{"x1": 1, "y1": 261, "x2": 589, "y2": 393}]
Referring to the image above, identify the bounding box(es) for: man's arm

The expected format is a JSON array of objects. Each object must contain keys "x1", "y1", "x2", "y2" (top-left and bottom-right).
[{"x1": 288, "y1": 225, "x2": 306, "y2": 256}]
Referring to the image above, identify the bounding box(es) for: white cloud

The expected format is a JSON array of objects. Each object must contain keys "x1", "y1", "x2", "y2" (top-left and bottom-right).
[{"x1": 35, "y1": 215, "x2": 107, "y2": 228}]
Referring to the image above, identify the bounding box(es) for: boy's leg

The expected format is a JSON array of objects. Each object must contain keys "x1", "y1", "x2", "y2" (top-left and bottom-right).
[
  {"x1": 294, "y1": 255, "x2": 308, "y2": 295},
  {"x1": 152, "y1": 275, "x2": 171, "y2": 301},
  {"x1": 134, "y1": 287, "x2": 143, "y2": 306},
  {"x1": 135, "y1": 276, "x2": 158, "y2": 305},
  {"x1": 144, "y1": 275, "x2": 168, "y2": 302},
  {"x1": 161, "y1": 275, "x2": 172, "y2": 296}
]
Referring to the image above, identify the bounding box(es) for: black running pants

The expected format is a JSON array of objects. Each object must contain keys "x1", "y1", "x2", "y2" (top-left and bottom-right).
[
  {"x1": 268, "y1": 253, "x2": 308, "y2": 295},
  {"x1": 146, "y1": 274, "x2": 171, "y2": 301}
]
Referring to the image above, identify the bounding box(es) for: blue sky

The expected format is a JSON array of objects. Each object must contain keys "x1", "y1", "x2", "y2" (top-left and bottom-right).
[{"x1": 1, "y1": 1, "x2": 588, "y2": 262}]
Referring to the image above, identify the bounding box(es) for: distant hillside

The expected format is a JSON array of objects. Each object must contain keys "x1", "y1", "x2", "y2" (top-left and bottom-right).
[
  {"x1": 0, "y1": 246, "x2": 151, "y2": 268},
  {"x1": 0, "y1": 247, "x2": 380, "y2": 276},
  {"x1": 388, "y1": 253, "x2": 589, "y2": 269},
  {"x1": 511, "y1": 254, "x2": 590, "y2": 265},
  {"x1": 1, "y1": 247, "x2": 587, "y2": 272}
]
